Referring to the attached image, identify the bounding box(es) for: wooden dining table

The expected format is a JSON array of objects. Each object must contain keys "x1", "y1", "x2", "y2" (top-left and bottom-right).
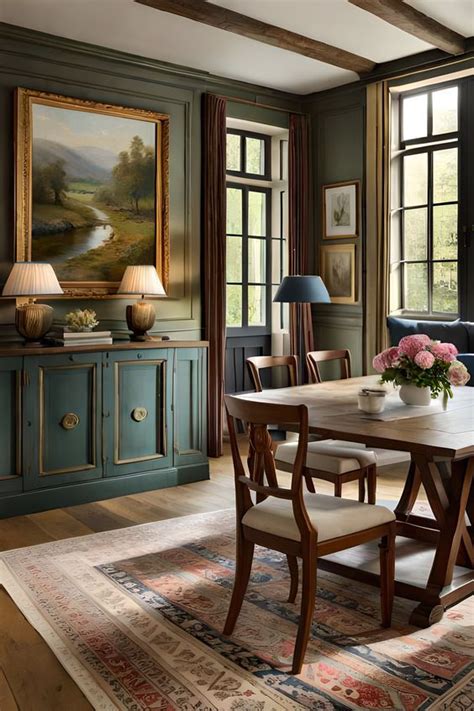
[{"x1": 236, "y1": 375, "x2": 474, "y2": 626}]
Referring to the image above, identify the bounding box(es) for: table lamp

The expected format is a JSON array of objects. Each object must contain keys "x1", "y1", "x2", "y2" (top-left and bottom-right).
[
  {"x1": 2, "y1": 262, "x2": 63, "y2": 346},
  {"x1": 117, "y1": 265, "x2": 166, "y2": 341},
  {"x1": 273, "y1": 275, "x2": 330, "y2": 381}
]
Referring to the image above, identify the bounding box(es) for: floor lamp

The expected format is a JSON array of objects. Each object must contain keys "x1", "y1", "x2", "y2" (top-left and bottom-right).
[{"x1": 273, "y1": 275, "x2": 330, "y2": 383}]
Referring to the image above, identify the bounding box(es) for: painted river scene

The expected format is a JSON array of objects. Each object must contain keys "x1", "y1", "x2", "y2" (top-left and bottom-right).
[{"x1": 31, "y1": 102, "x2": 157, "y2": 282}]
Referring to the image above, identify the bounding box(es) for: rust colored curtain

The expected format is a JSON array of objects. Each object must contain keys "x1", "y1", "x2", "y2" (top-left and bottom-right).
[
  {"x1": 203, "y1": 93, "x2": 227, "y2": 457},
  {"x1": 364, "y1": 82, "x2": 390, "y2": 372},
  {"x1": 288, "y1": 113, "x2": 314, "y2": 378}
]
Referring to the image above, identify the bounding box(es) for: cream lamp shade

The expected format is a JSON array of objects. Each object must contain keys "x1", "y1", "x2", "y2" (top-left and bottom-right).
[
  {"x1": 117, "y1": 265, "x2": 166, "y2": 297},
  {"x1": 2, "y1": 262, "x2": 63, "y2": 297}
]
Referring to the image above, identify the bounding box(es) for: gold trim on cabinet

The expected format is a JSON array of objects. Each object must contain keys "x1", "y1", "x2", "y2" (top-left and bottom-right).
[
  {"x1": 16, "y1": 369, "x2": 22, "y2": 477},
  {"x1": 38, "y1": 363, "x2": 97, "y2": 476},
  {"x1": 114, "y1": 359, "x2": 167, "y2": 465}
]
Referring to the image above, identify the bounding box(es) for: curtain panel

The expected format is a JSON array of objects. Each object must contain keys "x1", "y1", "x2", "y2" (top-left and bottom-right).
[
  {"x1": 203, "y1": 93, "x2": 227, "y2": 457},
  {"x1": 364, "y1": 81, "x2": 391, "y2": 372},
  {"x1": 288, "y1": 113, "x2": 314, "y2": 377}
]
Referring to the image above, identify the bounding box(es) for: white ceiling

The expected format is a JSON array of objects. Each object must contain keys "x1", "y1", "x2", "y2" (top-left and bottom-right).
[{"x1": 0, "y1": 0, "x2": 472, "y2": 94}]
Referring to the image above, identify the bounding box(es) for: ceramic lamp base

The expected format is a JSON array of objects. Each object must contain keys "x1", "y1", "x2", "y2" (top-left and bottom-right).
[
  {"x1": 16, "y1": 303, "x2": 54, "y2": 346},
  {"x1": 126, "y1": 301, "x2": 156, "y2": 341}
]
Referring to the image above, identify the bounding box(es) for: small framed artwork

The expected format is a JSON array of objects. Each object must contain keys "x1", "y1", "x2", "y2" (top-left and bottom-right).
[
  {"x1": 15, "y1": 87, "x2": 170, "y2": 297},
  {"x1": 322, "y1": 180, "x2": 359, "y2": 239},
  {"x1": 321, "y1": 244, "x2": 356, "y2": 304}
]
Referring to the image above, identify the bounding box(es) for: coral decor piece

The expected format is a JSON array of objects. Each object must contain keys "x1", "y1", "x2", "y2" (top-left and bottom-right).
[
  {"x1": 65, "y1": 308, "x2": 99, "y2": 332},
  {"x1": 373, "y1": 334, "x2": 470, "y2": 401}
]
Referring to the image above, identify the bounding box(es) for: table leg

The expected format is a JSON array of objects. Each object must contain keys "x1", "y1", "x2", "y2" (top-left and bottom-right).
[
  {"x1": 409, "y1": 455, "x2": 474, "y2": 627},
  {"x1": 394, "y1": 459, "x2": 421, "y2": 521}
]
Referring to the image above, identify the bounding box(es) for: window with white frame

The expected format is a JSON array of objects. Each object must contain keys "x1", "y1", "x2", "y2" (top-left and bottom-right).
[{"x1": 225, "y1": 124, "x2": 288, "y2": 334}]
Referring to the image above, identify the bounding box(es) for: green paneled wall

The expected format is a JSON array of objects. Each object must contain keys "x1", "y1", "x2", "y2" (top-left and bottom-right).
[
  {"x1": 309, "y1": 86, "x2": 366, "y2": 374},
  {"x1": 0, "y1": 23, "x2": 301, "y2": 341}
]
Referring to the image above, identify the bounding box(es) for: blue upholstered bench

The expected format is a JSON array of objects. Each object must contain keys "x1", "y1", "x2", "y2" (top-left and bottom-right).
[{"x1": 387, "y1": 316, "x2": 474, "y2": 386}]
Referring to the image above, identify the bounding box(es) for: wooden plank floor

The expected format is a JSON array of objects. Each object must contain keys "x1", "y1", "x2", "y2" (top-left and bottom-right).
[{"x1": 0, "y1": 447, "x2": 415, "y2": 710}]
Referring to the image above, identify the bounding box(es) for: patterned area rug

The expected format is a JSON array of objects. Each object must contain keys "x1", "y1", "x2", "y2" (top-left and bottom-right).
[{"x1": 0, "y1": 509, "x2": 472, "y2": 710}]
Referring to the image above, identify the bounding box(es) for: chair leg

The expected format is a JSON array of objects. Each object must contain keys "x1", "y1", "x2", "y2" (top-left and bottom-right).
[
  {"x1": 367, "y1": 464, "x2": 377, "y2": 504},
  {"x1": 223, "y1": 536, "x2": 255, "y2": 636},
  {"x1": 305, "y1": 474, "x2": 316, "y2": 493},
  {"x1": 291, "y1": 547, "x2": 317, "y2": 674},
  {"x1": 358, "y1": 476, "x2": 365, "y2": 502},
  {"x1": 379, "y1": 526, "x2": 395, "y2": 628},
  {"x1": 287, "y1": 555, "x2": 299, "y2": 603},
  {"x1": 334, "y1": 478, "x2": 342, "y2": 497}
]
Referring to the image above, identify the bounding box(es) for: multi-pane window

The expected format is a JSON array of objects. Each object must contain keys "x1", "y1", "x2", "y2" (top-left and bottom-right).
[
  {"x1": 226, "y1": 184, "x2": 270, "y2": 329},
  {"x1": 226, "y1": 129, "x2": 271, "y2": 179},
  {"x1": 398, "y1": 83, "x2": 459, "y2": 315}
]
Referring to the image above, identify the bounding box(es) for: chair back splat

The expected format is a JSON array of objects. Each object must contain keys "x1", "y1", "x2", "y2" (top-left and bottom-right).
[{"x1": 306, "y1": 349, "x2": 352, "y2": 384}]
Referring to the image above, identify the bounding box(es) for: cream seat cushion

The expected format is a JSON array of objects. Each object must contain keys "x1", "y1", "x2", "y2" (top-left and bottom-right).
[
  {"x1": 242, "y1": 493, "x2": 394, "y2": 542},
  {"x1": 275, "y1": 441, "x2": 376, "y2": 474}
]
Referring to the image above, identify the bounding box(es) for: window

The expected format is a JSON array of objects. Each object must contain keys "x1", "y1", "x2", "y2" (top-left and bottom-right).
[
  {"x1": 225, "y1": 127, "x2": 288, "y2": 333},
  {"x1": 226, "y1": 129, "x2": 271, "y2": 180},
  {"x1": 394, "y1": 83, "x2": 459, "y2": 316},
  {"x1": 226, "y1": 183, "x2": 270, "y2": 329}
]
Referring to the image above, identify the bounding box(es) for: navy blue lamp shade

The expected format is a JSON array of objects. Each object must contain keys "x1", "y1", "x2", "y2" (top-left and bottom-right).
[{"x1": 273, "y1": 275, "x2": 330, "y2": 304}]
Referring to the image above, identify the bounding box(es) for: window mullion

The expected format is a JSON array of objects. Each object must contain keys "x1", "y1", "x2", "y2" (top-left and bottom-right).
[{"x1": 242, "y1": 186, "x2": 249, "y2": 328}]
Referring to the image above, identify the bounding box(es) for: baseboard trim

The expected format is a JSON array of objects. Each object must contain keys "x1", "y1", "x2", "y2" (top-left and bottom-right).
[{"x1": 0, "y1": 463, "x2": 210, "y2": 519}]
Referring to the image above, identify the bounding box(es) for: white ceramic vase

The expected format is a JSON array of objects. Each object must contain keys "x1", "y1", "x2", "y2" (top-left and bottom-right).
[{"x1": 399, "y1": 383, "x2": 432, "y2": 406}]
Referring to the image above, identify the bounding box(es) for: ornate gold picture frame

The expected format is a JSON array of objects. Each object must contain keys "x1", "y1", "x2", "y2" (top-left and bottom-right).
[{"x1": 15, "y1": 88, "x2": 170, "y2": 297}]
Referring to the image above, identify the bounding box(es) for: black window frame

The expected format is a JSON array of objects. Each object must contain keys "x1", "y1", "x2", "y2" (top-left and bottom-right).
[
  {"x1": 226, "y1": 128, "x2": 272, "y2": 181},
  {"x1": 397, "y1": 80, "x2": 460, "y2": 317},
  {"x1": 226, "y1": 182, "x2": 272, "y2": 336}
]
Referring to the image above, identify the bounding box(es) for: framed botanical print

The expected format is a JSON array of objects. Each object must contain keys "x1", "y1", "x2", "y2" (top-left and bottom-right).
[
  {"x1": 321, "y1": 244, "x2": 356, "y2": 304},
  {"x1": 15, "y1": 88, "x2": 169, "y2": 296},
  {"x1": 322, "y1": 180, "x2": 359, "y2": 239}
]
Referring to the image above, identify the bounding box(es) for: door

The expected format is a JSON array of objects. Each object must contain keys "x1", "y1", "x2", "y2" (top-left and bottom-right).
[
  {"x1": 103, "y1": 349, "x2": 173, "y2": 476},
  {"x1": 23, "y1": 352, "x2": 102, "y2": 489}
]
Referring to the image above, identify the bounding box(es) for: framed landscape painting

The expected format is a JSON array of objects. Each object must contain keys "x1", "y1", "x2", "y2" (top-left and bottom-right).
[
  {"x1": 15, "y1": 88, "x2": 169, "y2": 296},
  {"x1": 321, "y1": 244, "x2": 356, "y2": 304},
  {"x1": 322, "y1": 180, "x2": 359, "y2": 239}
]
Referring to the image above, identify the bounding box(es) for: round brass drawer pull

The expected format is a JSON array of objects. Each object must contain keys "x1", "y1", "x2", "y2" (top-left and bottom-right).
[
  {"x1": 131, "y1": 407, "x2": 148, "y2": 422},
  {"x1": 61, "y1": 412, "x2": 80, "y2": 430}
]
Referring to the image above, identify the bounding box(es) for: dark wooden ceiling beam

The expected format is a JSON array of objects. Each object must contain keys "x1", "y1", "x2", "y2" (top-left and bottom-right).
[
  {"x1": 135, "y1": 0, "x2": 375, "y2": 75},
  {"x1": 348, "y1": 0, "x2": 466, "y2": 55}
]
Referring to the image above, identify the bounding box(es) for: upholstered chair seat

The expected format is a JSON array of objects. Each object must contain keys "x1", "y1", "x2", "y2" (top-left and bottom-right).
[
  {"x1": 275, "y1": 441, "x2": 377, "y2": 475},
  {"x1": 243, "y1": 492, "x2": 395, "y2": 542}
]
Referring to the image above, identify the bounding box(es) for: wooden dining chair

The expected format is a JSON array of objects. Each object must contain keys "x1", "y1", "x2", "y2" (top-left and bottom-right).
[
  {"x1": 306, "y1": 349, "x2": 352, "y2": 384},
  {"x1": 224, "y1": 394, "x2": 396, "y2": 674},
  {"x1": 247, "y1": 354, "x2": 298, "y2": 392},
  {"x1": 247, "y1": 354, "x2": 377, "y2": 503}
]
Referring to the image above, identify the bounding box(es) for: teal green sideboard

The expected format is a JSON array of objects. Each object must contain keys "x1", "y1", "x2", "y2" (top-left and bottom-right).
[{"x1": 0, "y1": 341, "x2": 208, "y2": 518}]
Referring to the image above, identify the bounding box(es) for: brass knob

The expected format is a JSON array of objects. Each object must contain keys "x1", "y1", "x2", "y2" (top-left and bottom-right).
[
  {"x1": 131, "y1": 407, "x2": 148, "y2": 422},
  {"x1": 61, "y1": 412, "x2": 80, "y2": 430}
]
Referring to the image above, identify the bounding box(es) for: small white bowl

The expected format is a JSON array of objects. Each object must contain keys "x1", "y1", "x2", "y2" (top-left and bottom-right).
[{"x1": 358, "y1": 390, "x2": 386, "y2": 414}]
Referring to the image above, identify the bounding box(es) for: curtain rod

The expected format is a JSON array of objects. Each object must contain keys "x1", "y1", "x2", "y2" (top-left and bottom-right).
[{"x1": 213, "y1": 93, "x2": 307, "y2": 116}]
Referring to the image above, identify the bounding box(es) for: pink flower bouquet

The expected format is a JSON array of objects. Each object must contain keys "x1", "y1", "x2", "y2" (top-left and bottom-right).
[{"x1": 373, "y1": 334, "x2": 470, "y2": 400}]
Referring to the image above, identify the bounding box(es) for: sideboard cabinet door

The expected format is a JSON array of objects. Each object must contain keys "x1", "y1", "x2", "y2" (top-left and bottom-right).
[
  {"x1": 103, "y1": 349, "x2": 173, "y2": 476},
  {"x1": 0, "y1": 358, "x2": 22, "y2": 495},
  {"x1": 173, "y1": 348, "x2": 207, "y2": 467},
  {"x1": 23, "y1": 353, "x2": 103, "y2": 489}
]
